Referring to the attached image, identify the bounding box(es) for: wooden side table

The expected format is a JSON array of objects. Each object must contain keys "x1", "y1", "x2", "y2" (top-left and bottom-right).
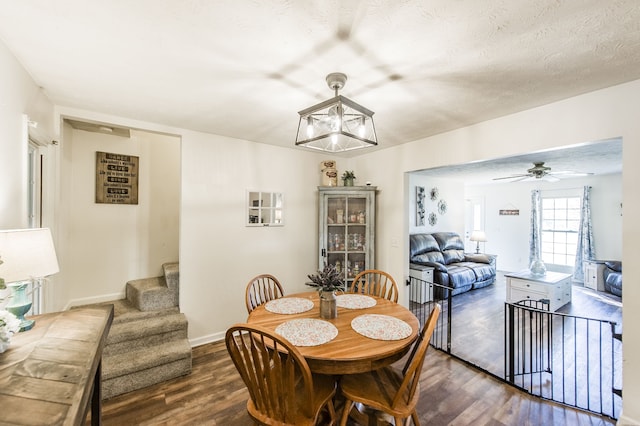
[{"x1": 0, "y1": 305, "x2": 114, "y2": 426}]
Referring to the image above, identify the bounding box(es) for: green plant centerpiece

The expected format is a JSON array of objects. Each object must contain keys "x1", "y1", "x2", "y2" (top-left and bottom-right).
[
  {"x1": 341, "y1": 170, "x2": 356, "y2": 186},
  {"x1": 308, "y1": 263, "x2": 344, "y2": 319}
]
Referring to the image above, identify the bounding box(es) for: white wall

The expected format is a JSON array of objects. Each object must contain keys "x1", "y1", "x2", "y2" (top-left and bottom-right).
[
  {"x1": 178, "y1": 132, "x2": 338, "y2": 345},
  {"x1": 0, "y1": 40, "x2": 55, "y2": 229},
  {"x1": 51, "y1": 106, "x2": 344, "y2": 347},
  {"x1": 55, "y1": 122, "x2": 180, "y2": 310},
  {"x1": 408, "y1": 175, "x2": 465, "y2": 236},
  {"x1": 354, "y1": 80, "x2": 640, "y2": 425},
  {"x1": 465, "y1": 172, "x2": 622, "y2": 272},
  {"x1": 2, "y1": 37, "x2": 639, "y2": 424}
]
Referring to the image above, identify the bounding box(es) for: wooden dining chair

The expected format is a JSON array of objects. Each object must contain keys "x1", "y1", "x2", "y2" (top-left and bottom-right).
[
  {"x1": 338, "y1": 304, "x2": 441, "y2": 426},
  {"x1": 245, "y1": 274, "x2": 284, "y2": 314},
  {"x1": 225, "y1": 323, "x2": 337, "y2": 426},
  {"x1": 349, "y1": 269, "x2": 399, "y2": 302}
]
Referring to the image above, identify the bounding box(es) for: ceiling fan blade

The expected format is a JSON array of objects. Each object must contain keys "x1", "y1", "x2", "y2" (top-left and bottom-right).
[
  {"x1": 549, "y1": 171, "x2": 594, "y2": 177},
  {"x1": 541, "y1": 175, "x2": 560, "y2": 182},
  {"x1": 492, "y1": 174, "x2": 530, "y2": 181}
]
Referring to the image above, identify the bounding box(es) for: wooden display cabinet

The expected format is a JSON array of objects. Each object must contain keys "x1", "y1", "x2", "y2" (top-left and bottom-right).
[{"x1": 318, "y1": 186, "x2": 376, "y2": 287}]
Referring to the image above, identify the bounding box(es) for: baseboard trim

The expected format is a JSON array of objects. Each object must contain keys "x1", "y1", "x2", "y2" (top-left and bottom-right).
[
  {"x1": 190, "y1": 331, "x2": 225, "y2": 348},
  {"x1": 617, "y1": 412, "x2": 639, "y2": 425}
]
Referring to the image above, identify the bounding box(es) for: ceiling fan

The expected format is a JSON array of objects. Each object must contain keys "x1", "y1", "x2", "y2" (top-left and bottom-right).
[{"x1": 493, "y1": 162, "x2": 593, "y2": 182}]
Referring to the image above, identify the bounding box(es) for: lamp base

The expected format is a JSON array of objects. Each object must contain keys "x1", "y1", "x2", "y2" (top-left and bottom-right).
[
  {"x1": 6, "y1": 303, "x2": 36, "y2": 332},
  {"x1": 6, "y1": 282, "x2": 35, "y2": 332},
  {"x1": 18, "y1": 318, "x2": 35, "y2": 332}
]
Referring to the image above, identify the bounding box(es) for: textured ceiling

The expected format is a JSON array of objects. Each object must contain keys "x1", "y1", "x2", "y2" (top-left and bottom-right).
[
  {"x1": 413, "y1": 138, "x2": 622, "y2": 185},
  {"x1": 0, "y1": 1, "x2": 638, "y2": 164}
]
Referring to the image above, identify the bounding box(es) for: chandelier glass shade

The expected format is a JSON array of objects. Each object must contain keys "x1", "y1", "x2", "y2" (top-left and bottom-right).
[{"x1": 295, "y1": 73, "x2": 377, "y2": 153}]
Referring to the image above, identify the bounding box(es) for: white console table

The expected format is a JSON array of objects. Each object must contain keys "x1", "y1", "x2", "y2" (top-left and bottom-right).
[{"x1": 505, "y1": 270, "x2": 572, "y2": 312}]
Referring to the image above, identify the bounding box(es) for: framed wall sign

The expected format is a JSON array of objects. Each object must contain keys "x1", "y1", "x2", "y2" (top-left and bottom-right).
[{"x1": 95, "y1": 151, "x2": 139, "y2": 204}]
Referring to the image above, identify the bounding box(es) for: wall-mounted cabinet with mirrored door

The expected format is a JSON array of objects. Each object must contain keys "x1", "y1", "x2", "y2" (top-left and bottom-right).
[
  {"x1": 318, "y1": 186, "x2": 376, "y2": 286},
  {"x1": 247, "y1": 191, "x2": 283, "y2": 226}
]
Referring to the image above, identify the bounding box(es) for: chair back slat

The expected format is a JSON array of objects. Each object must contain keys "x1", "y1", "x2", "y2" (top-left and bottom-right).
[
  {"x1": 245, "y1": 274, "x2": 285, "y2": 313},
  {"x1": 225, "y1": 324, "x2": 316, "y2": 422},
  {"x1": 350, "y1": 270, "x2": 399, "y2": 302},
  {"x1": 393, "y1": 304, "x2": 441, "y2": 408}
]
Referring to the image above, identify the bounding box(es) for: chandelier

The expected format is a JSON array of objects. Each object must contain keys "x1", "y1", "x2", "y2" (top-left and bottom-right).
[{"x1": 295, "y1": 73, "x2": 378, "y2": 153}]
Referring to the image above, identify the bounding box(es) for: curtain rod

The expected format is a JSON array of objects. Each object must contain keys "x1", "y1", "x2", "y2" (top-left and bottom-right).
[{"x1": 540, "y1": 186, "x2": 590, "y2": 192}]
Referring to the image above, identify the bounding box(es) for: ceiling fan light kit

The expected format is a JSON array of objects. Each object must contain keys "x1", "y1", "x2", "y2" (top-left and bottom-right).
[{"x1": 295, "y1": 72, "x2": 378, "y2": 153}]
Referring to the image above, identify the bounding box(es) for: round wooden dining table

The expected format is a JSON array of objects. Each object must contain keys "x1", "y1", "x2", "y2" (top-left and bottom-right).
[{"x1": 246, "y1": 291, "x2": 419, "y2": 375}]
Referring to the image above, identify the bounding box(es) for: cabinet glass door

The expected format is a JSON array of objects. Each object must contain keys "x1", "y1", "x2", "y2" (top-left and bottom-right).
[{"x1": 324, "y1": 195, "x2": 369, "y2": 285}]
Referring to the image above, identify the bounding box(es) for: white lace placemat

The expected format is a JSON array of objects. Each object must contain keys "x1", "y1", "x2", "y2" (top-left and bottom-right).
[
  {"x1": 265, "y1": 297, "x2": 314, "y2": 314},
  {"x1": 336, "y1": 294, "x2": 377, "y2": 309},
  {"x1": 351, "y1": 314, "x2": 413, "y2": 341},
  {"x1": 275, "y1": 318, "x2": 338, "y2": 346}
]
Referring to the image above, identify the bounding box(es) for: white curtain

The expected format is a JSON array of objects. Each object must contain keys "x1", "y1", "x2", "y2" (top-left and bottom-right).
[
  {"x1": 529, "y1": 190, "x2": 542, "y2": 266},
  {"x1": 573, "y1": 186, "x2": 595, "y2": 282}
]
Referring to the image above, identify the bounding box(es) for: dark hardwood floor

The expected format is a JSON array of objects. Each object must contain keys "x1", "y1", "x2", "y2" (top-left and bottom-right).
[
  {"x1": 448, "y1": 272, "x2": 622, "y2": 378},
  {"x1": 89, "y1": 336, "x2": 615, "y2": 425}
]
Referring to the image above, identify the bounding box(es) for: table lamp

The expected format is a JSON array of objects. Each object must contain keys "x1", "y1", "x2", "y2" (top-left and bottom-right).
[
  {"x1": 469, "y1": 230, "x2": 487, "y2": 254},
  {"x1": 0, "y1": 228, "x2": 59, "y2": 331}
]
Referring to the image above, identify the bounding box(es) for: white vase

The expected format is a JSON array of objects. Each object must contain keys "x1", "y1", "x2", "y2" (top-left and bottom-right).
[{"x1": 530, "y1": 258, "x2": 547, "y2": 276}]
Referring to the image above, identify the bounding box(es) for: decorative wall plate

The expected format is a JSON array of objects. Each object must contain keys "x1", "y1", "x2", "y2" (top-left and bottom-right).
[
  {"x1": 428, "y1": 212, "x2": 437, "y2": 226},
  {"x1": 438, "y1": 199, "x2": 447, "y2": 215},
  {"x1": 430, "y1": 187, "x2": 439, "y2": 201}
]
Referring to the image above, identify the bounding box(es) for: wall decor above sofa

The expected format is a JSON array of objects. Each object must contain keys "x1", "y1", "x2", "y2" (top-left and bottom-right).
[
  {"x1": 438, "y1": 199, "x2": 447, "y2": 215},
  {"x1": 428, "y1": 212, "x2": 437, "y2": 226},
  {"x1": 416, "y1": 186, "x2": 425, "y2": 226},
  {"x1": 430, "y1": 187, "x2": 439, "y2": 201},
  {"x1": 410, "y1": 232, "x2": 496, "y2": 298}
]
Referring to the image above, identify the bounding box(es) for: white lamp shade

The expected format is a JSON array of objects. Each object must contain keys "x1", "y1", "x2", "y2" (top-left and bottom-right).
[
  {"x1": 469, "y1": 230, "x2": 488, "y2": 242},
  {"x1": 0, "y1": 228, "x2": 59, "y2": 283}
]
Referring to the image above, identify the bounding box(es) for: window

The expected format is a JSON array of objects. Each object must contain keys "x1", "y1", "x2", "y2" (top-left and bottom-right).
[{"x1": 540, "y1": 197, "x2": 581, "y2": 266}]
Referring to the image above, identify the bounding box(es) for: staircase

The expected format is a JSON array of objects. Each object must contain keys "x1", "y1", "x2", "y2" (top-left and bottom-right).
[{"x1": 80, "y1": 262, "x2": 192, "y2": 399}]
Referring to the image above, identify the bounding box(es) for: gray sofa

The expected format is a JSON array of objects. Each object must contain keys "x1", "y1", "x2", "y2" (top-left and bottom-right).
[
  {"x1": 603, "y1": 260, "x2": 622, "y2": 297},
  {"x1": 410, "y1": 232, "x2": 496, "y2": 297}
]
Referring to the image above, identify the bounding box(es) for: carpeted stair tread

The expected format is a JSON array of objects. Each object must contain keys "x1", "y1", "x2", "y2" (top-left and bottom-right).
[
  {"x1": 103, "y1": 339, "x2": 192, "y2": 381},
  {"x1": 106, "y1": 312, "x2": 188, "y2": 345},
  {"x1": 74, "y1": 299, "x2": 179, "y2": 324},
  {"x1": 127, "y1": 276, "x2": 178, "y2": 311},
  {"x1": 78, "y1": 262, "x2": 192, "y2": 399},
  {"x1": 103, "y1": 357, "x2": 192, "y2": 400},
  {"x1": 163, "y1": 262, "x2": 179, "y2": 290},
  {"x1": 127, "y1": 276, "x2": 166, "y2": 290}
]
